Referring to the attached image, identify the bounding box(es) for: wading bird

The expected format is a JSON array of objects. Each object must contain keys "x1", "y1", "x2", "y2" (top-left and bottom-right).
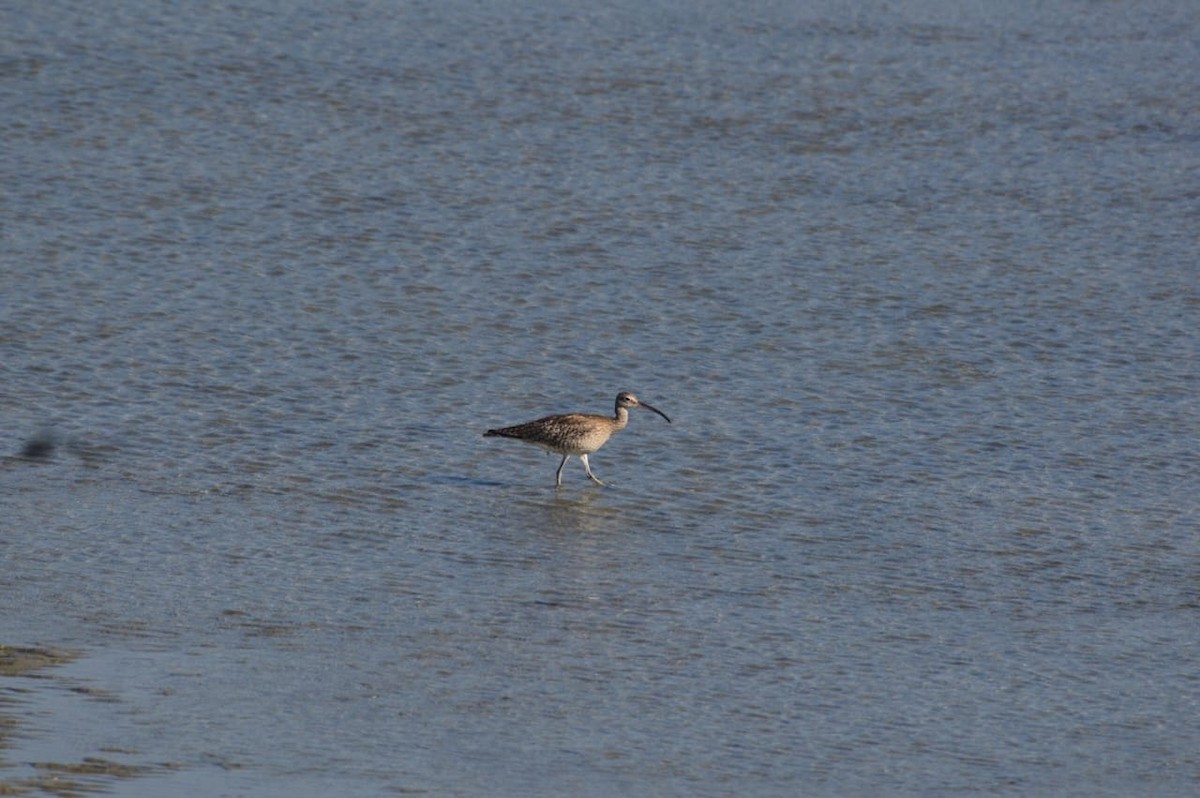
[{"x1": 484, "y1": 391, "x2": 671, "y2": 487}]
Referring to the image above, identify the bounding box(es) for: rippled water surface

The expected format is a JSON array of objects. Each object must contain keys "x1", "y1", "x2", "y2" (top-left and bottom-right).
[{"x1": 3, "y1": 1, "x2": 1198, "y2": 795}]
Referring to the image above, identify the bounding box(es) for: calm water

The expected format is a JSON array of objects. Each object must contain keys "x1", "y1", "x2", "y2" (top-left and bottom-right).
[{"x1": 3, "y1": 0, "x2": 1198, "y2": 795}]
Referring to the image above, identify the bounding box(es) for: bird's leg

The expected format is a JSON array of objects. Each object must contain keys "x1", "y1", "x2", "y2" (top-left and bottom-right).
[
  {"x1": 555, "y1": 454, "x2": 569, "y2": 488},
  {"x1": 580, "y1": 454, "x2": 605, "y2": 486}
]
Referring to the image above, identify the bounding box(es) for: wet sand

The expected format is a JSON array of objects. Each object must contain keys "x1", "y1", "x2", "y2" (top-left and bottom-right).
[{"x1": 0, "y1": 645, "x2": 173, "y2": 796}]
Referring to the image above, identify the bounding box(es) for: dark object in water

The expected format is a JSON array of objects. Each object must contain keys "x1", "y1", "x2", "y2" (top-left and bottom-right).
[{"x1": 19, "y1": 435, "x2": 56, "y2": 459}]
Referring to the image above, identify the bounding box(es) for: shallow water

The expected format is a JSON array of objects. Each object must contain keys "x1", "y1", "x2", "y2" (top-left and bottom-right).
[{"x1": 3, "y1": 0, "x2": 1199, "y2": 795}]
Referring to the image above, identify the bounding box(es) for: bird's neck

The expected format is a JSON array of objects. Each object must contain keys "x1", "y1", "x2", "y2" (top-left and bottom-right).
[{"x1": 613, "y1": 407, "x2": 629, "y2": 429}]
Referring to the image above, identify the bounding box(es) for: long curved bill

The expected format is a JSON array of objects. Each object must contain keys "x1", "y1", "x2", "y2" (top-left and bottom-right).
[{"x1": 639, "y1": 400, "x2": 671, "y2": 424}]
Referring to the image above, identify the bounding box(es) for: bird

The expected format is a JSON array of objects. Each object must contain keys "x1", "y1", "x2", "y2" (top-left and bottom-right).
[{"x1": 483, "y1": 391, "x2": 671, "y2": 487}]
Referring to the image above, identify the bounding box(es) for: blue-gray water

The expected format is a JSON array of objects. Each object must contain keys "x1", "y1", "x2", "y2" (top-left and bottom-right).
[{"x1": 3, "y1": 1, "x2": 1198, "y2": 795}]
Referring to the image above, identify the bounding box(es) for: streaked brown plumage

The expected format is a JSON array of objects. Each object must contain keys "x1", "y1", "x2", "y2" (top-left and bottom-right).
[{"x1": 483, "y1": 391, "x2": 671, "y2": 487}]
